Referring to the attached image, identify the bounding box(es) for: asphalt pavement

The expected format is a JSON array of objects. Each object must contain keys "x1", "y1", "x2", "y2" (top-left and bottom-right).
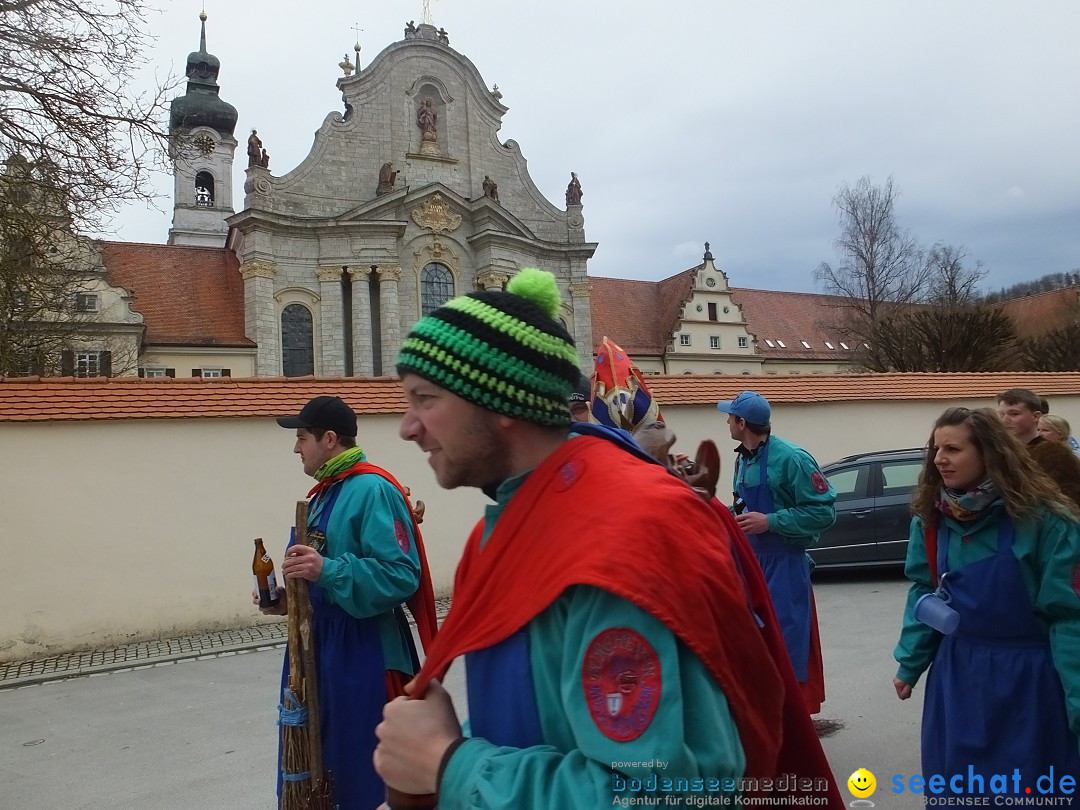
[{"x1": 1, "y1": 570, "x2": 925, "y2": 809}]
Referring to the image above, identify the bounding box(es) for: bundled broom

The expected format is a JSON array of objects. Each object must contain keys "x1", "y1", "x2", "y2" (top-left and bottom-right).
[{"x1": 279, "y1": 500, "x2": 335, "y2": 810}]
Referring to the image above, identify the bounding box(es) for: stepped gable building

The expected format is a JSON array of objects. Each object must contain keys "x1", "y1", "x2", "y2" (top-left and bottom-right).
[{"x1": 591, "y1": 245, "x2": 856, "y2": 375}]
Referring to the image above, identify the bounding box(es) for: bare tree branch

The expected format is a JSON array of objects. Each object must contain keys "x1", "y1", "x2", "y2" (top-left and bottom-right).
[
  {"x1": 814, "y1": 176, "x2": 930, "y2": 346},
  {"x1": 0, "y1": 0, "x2": 177, "y2": 231},
  {"x1": 0, "y1": 0, "x2": 172, "y2": 375}
]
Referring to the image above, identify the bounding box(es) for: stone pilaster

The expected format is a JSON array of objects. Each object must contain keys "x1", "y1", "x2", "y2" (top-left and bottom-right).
[
  {"x1": 315, "y1": 267, "x2": 345, "y2": 376},
  {"x1": 474, "y1": 270, "x2": 510, "y2": 291},
  {"x1": 377, "y1": 266, "x2": 403, "y2": 374},
  {"x1": 348, "y1": 267, "x2": 374, "y2": 376},
  {"x1": 566, "y1": 204, "x2": 585, "y2": 244},
  {"x1": 569, "y1": 280, "x2": 593, "y2": 369},
  {"x1": 239, "y1": 259, "x2": 279, "y2": 376}
]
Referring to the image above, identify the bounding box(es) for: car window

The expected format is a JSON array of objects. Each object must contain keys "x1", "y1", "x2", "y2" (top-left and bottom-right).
[
  {"x1": 880, "y1": 460, "x2": 922, "y2": 497},
  {"x1": 826, "y1": 465, "x2": 866, "y2": 502}
]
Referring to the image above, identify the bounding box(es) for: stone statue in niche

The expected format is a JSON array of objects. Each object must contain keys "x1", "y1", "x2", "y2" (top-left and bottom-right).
[
  {"x1": 565, "y1": 171, "x2": 582, "y2": 206},
  {"x1": 417, "y1": 97, "x2": 440, "y2": 155},
  {"x1": 377, "y1": 162, "x2": 398, "y2": 195},
  {"x1": 246, "y1": 129, "x2": 263, "y2": 168},
  {"x1": 417, "y1": 98, "x2": 438, "y2": 141},
  {"x1": 482, "y1": 175, "x2": 499, "y2": 202}
]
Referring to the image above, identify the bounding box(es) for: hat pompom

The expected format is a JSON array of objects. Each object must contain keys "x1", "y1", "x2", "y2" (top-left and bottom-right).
[{"x1": 506, "y1": 267, "x2": 562, "y2": 319}]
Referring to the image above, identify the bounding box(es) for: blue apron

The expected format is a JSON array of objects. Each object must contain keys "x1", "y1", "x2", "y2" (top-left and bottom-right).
[
  {"x1": 737, "y1": 441, "x2": 812, "y2": 682},
  {"x1": 466, "y1": 629, "x2": 545, "y2": 748},
  {"x1": 277, "y1": 483, "x2": 388, "y2": 810},
  {"x1": 922, "y1": 516, "x2": 1080, "y2": 793}
]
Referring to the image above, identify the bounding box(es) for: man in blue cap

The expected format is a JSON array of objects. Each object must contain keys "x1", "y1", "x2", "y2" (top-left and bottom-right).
[{"x1": 717, "y1": 390, "x2": 836, "y2": 714}]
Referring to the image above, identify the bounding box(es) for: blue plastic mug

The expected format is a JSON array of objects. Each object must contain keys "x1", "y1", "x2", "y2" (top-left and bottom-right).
[{"x1": 914, "y1": 592, "x2": 960, "y2": 635}]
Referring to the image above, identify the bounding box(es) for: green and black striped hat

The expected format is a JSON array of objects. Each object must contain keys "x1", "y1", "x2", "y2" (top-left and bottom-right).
[{"x1": 396, "y1": 268, "x2": 581, "y2": 425}]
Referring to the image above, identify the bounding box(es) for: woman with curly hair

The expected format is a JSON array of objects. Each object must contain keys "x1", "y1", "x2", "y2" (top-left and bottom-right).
[{"x1": 893, "y1": 407, "x2": 1080, "y2": 796}]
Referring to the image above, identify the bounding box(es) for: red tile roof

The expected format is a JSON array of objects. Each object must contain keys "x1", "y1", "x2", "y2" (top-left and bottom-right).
[
  {"x1": 588, "y1": 277, "x2": 669, "y2": 356},
  {"x1": 999, "y1": 287, "x2": 1080, "y2": 339},
  {"x1": 101, "y1": 241, "x2": 254, "y2": 347},
  {"x1": 0, "y1": 376, "x2": 407, "y2": 421},
  {"x1": 644, "y1": 372, "x2": 1080, "y2": 405},
  {"x1": 729, "y1": 287, "x2": 854, "y2": 360},
  {"x1": 5, "y1": 373, "x2": 1080, "y2": 422},
  {"x1": 656, "y1": 270, "x2": 697, "y2": 350}
]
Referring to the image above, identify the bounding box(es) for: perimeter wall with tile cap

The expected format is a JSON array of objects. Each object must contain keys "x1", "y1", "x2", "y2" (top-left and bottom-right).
[{"x1": 2, "y1": 373, "x2": 1080, "y2": 662}]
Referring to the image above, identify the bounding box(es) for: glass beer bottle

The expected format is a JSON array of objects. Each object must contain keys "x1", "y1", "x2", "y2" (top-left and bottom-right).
[{"x1": 252, "y1": 538, "x2": 280, "y2": 608}]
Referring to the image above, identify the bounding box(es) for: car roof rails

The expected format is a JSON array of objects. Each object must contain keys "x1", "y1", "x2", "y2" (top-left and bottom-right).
[{"x1": 829, "y1": 447, "x2": 926, "y2": 464}]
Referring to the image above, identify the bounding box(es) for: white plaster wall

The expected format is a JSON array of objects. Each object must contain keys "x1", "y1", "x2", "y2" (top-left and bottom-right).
[
  {"x1": 655, "y1": 395, "x2": 1080, "y2": 477},
  {"x1": 0, "y1": 415, "x2": 485, "y2": 662},
  {"x1": 7, "y1": 393, "x2": 1080, "y2": 662}
]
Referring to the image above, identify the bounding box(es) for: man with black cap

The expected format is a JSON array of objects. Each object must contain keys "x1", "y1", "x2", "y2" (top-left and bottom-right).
[
  {"x1": 373, "y1": 269, "x2": 841, "y2": 807},
  {"x1": 265, "y1": 395, "x2": 436, "y2": 809},
  {"x1": 718, "y1": 390, "x2": 835, "y2": 714},
  {"x1": 567, "y1": 372, "x2": 592, "y2": 423}
]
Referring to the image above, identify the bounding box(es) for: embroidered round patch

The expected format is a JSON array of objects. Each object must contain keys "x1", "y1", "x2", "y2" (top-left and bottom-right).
[
  {"x1": 553, "y1": 460, "x2": 585, "y2": 493},
  {"x1": 811, "y1": 471, "x2": 829, "y2": 494},
  {"x1": 581, "y1": 628, "x2": 662, "y2": 742},
  {"x1": 394, "y1": 519, "x2": 411, "y2": 554}
]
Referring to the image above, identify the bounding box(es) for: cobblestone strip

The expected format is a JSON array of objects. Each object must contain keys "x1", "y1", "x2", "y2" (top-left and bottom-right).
[
  {"x1": 0, "y1": 598, "x2": 452, "y2": 691},
  {"x1": 0, "y1": 622, "x2": 289, "y2": 690}
]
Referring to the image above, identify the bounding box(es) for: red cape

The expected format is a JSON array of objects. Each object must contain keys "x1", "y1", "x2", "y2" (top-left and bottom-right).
[
  {"x1": 414, "y1": 437, "x2": 789, "y2": 780},
  {"x1": 707, "y1": 497, "x2": 842, "y2": 804}
]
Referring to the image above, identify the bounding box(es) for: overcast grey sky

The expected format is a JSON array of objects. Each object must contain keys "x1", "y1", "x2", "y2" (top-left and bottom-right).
[{"x1": 111, "y1": 0, "x2": 1080, "y2": 294}]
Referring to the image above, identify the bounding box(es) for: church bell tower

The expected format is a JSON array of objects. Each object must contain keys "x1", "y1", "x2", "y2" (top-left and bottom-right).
[{"x1": 167, "y1": 11, "x2": 238, "y2": 247}]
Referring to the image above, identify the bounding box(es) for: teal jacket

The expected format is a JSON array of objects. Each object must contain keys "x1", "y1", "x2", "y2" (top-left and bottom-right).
[
  {"x1": 309, "y1": 470, "x2": 421, "y2": 673},
  {"x1": 894, "y1": 503, "x2": 1080, "y2": 735},
  {"x1": 439, "y1": 472, "x2": 746, "y2": 808},
  {"x1": 732, "y1": 435, "x2": 836, "y2": 546}
]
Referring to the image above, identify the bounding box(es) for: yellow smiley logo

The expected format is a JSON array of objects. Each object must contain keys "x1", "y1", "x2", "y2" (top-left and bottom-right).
[{"x1": 847, "y1": 768, "x2": 876, "y2": 798}]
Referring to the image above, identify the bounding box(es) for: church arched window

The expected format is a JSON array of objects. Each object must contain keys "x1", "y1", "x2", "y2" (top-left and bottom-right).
[
  {"x1": 194, "y1": 171, "x2": 215, "y2": 207},
  {"x1": 421, "y1": 263, "x2": 453, "y2": 316},
  {"x1": 281, "y1": 303, "x2": 314, "y2": 377}
]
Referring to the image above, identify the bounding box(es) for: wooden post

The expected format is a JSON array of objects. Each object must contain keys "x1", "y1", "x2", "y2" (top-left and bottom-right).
[{"x1": 294, "y1": 500, "x2": 324, "y2": 790}]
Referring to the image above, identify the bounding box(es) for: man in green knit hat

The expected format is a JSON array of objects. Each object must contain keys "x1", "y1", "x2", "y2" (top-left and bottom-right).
[{"x1": 373, "y1": 268, "x2": 841, "y2": 808}]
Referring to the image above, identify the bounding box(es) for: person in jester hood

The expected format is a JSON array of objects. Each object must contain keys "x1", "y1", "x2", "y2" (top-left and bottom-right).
[
  {"x1": 264, "y1": 395, "x2": 437, "y2": 809},
  {"x1": 373, "y1": 268, "x2": 841, "y2": 807}
]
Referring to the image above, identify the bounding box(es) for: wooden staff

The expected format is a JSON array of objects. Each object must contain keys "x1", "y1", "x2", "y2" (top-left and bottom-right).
[{"x1": 292, "y1": 500, "x2": 324, "y2": 789}]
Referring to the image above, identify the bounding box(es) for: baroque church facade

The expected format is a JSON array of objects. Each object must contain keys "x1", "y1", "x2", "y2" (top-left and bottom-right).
[{"x1": 162, "y1": 16, "x2": 596, "y2": 378}]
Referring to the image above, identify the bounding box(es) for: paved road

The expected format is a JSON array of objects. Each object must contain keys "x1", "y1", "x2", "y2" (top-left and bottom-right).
[{"x1": 1, "y1": 570, "x2": 924, "y2": 809}]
